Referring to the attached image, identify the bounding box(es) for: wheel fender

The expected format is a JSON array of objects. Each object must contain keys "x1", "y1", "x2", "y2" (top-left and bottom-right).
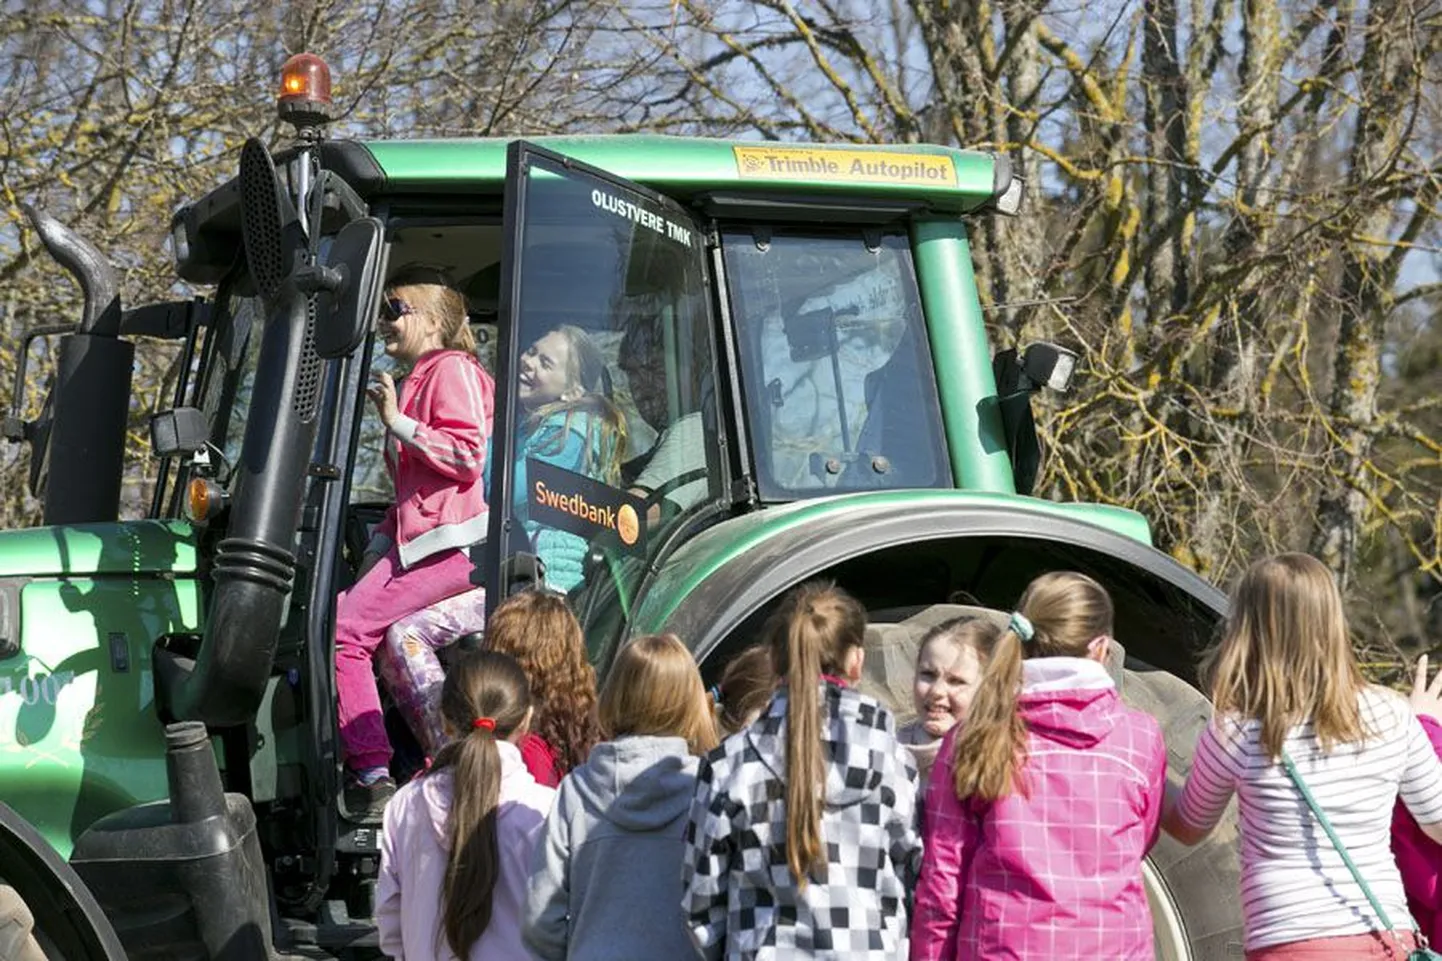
[
  {"x1": 0, "y1": 803, "x2": 125, "y2": 961},
  {"x1": 647, "y1": 500, "x2": 1226, "y2": 678}
]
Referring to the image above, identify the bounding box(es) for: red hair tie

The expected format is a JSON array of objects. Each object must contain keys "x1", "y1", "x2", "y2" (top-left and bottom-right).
[{"x1": 472, "y1": 717, "x2": 496, "y2": 732}]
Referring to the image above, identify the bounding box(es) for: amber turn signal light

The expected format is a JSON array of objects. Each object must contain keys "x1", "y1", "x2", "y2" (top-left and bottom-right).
[{"x1": 185, "y1": 477, "x2": 229, "y2": 524}]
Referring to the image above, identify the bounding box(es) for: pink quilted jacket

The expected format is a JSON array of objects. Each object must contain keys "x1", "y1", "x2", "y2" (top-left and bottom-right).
[{"x1": 910, "y1": 658, "x2": 1166, "y2": 961}]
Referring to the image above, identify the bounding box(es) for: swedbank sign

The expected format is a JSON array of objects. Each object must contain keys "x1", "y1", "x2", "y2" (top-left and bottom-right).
[
  {"x1": 733, "y1": 145, "x2": 957, "y2": 187},
  {"x1": 528, "y1": 458, "x2": 646, "y2": 554}
]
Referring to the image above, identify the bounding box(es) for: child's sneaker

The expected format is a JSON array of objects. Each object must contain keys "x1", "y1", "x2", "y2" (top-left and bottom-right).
[{"x1": 342, "y1": 770, "x2": 396, "y2": 823}]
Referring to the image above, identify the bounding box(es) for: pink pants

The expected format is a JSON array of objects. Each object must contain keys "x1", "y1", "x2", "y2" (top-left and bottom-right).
[
  {"x1": 1246, "y1": 931, "x2": 1421, "y2": 959},
  {"x1": 334, "y1": 547, "x2": 475, "y2": 771}
]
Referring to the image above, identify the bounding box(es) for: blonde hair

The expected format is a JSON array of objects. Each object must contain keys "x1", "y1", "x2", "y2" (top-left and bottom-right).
[
  {"x1": 765, "y1": 581, "x2": 867, "y2": 888},
  {"x1": 1205, "y1": 552, "x2": 1365, "y2": 760},
  {"x1": 951, "y1": 572, "x2": 1113, "y2": 802},
  {"x1": 599, "y1": 634, "x2": 719, "y2": 755},
  {"x1": 526, "y1": 324, "x2": 627, "y2": 485},
  {"x1": 388, "y1": 269, "x2": 476, "y2": 353}
]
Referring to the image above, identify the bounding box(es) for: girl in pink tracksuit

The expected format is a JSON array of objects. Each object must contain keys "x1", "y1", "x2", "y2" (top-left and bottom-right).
[
  {"x1": 377, "y1": 649, "x2": 555, "y2": 960},
  {"x1": 335, "y1": 269, "x2": 495, "y2": 818},
  {"x1": 911, "y1": 571, "x2": 1166, "y2": 961}
]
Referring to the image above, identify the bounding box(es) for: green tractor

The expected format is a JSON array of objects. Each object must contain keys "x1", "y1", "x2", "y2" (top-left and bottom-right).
[{"x1": 0, "y1": 55, "x2": 1240, "y2": 960}]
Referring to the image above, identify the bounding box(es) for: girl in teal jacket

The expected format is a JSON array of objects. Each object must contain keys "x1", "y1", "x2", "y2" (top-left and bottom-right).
[{"x1": 497, "y1": 325, "x2": 626, "y2": 592}]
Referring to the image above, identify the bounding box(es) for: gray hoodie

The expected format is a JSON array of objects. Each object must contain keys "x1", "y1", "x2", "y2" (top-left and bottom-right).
[{"x1": 522, "y1": 734, "x2": 698, "y2": 961}]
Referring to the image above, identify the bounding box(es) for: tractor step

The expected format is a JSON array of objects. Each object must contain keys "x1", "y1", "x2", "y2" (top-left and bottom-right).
[
  {"x1": 334, "y1": 825, "x2": 381, "y2": 856},
  {"x1": 282, "y1": 915, "x2": 378, "y2": 954}
]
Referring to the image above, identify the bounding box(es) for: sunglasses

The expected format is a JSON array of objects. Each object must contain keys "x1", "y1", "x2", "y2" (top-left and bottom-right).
[{"x1": 380, "y1": 297, "x2": 416, "y2": 321}]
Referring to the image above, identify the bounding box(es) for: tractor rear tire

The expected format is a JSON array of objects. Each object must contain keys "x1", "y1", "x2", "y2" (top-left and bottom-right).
[{"x1": 1121, "y1": 662, "x2": 1244, "y2": 960}]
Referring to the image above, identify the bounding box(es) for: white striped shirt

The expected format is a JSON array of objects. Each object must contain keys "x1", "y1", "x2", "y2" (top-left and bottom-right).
[{"x1": 1177, "y1": 686, "x2": 1442, "y2": 951}]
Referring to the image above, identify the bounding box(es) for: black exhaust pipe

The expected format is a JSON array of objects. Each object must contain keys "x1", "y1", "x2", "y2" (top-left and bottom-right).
[
  {"x1": 21, "y1": 207, "x2": 133, "y2": 526},
  {"x1": 23, "y1": 206, "x2": 122, "y2": 337},
  {"x1": 156, "y1": 139, "x2": 321, "y2": 727}
]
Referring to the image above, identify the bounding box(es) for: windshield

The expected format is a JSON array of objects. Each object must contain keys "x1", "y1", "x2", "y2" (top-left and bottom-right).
[
  {"x1": 497, "y1": 148, "x2": 721, "y2": 661},
  {"x1": 721, "y1": 229, "x2": 949, "y2": 499}
]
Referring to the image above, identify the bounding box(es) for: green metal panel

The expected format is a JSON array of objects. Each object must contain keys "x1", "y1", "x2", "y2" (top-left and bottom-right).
[
  {"x1": 361, "y1": 136, "x2": 1001, "y2": 213},
  {"x1": 0, "y1": 520, "x2": 198, "y2": 578},
  {"x1": 911, "y1": 219, "x2": 1015, "y2": 493},
  {"x1": 0, "y1": 573, "x2": 201, "y2": 857},
  {"x1": 629, "y1": 489, "x2": 1152, "y2": 635}
]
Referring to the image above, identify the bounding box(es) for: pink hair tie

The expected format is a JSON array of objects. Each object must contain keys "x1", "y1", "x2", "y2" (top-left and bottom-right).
[{"x1": 472, "y1": 717, "x2": 496, "y2": 732}]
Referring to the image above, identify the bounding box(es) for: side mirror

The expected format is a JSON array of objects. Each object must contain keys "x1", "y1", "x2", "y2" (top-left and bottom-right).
[
  {"x1": 313, "y1": 217, "x2": 386, "y2": 359},
  {"x1": 1021, "y1": 342, "x2": 1078, "y2": 393},
  {"x1": 150, "y1": 407, "x2": 209, "y2": 458}
]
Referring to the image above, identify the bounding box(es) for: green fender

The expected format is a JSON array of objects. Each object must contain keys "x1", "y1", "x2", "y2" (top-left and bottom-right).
[{"x1": 628, "y1": 491, "x2": 1225, "y2": 679}]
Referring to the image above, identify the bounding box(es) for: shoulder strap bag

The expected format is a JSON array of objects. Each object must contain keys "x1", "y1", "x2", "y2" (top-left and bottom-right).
[{"x1": 1281, "y1": 750, "x2": 1442, "y2": 960}]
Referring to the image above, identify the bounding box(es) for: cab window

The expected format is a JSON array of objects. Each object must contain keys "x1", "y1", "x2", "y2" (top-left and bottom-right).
[
  {"x1": 721, "y1": 228, "x2": 949, "y2": 499},
  {"x1": 499, "y1": 152, "x2": 721, "y2": 659}
]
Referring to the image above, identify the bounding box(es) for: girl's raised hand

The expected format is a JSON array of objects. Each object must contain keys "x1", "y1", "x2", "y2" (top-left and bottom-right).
[
  {"x1": 1410, "y1": 654, "x2": 1442, "y2": 722},
  {"x1": 368, "y1": 371, "x2": 400, "y2": 429}
]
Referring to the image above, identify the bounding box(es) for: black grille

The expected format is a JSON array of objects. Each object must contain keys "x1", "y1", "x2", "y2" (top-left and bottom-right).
[
  {"x1": 239, "y1": 139, "x2": 287, "y2": 299},
  {"x1": 294, "y1": 299, "x2": 321, "y2": 420}
]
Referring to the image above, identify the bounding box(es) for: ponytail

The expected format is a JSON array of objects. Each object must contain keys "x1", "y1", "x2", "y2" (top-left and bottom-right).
[
  {"x1": 951, "y1": 571, "x2": 1116, "y2": 802},
  {"x1": 766, "y1": 581, "x2": 866, "y2": 889},
  {"x1": 784, "y1": 610, "x2": 825, "y2": 886},
  {"x1": 439, "y1": 727, "x2": 502, "y2": 958},
  {"x1": 431, "y1": 650, "x2": 530, "y2": 958},
  {"x1": 950, "y1": 627, "x2": 1028, "y2": 801}
]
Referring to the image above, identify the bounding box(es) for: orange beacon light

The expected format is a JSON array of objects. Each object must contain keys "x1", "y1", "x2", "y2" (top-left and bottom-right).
[{"x1": 278, "y1": 53, "x2": 335, "y2": 130}]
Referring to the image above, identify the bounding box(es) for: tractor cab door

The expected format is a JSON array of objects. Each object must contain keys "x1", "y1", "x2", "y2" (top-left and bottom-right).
[{"x1": 486, "y1": 142, "x2": 725, "y2": 664}]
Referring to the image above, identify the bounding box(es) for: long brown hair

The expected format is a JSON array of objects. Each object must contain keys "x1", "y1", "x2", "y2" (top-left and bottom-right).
[
  {"x1": 765, "y1": 581, "x2": 867, "y2": 888},
  {"x1": 430, "y1": 650, "x2": 530, "y2": 959},
  {"x1": 952, "y1": 572, "x2": 1114, "y2": 802},
  {"x1": 387, "y1": 266, "x2": 476, "y2": 353},
  {"x1": 1205, "y1": 552, "x2": 1365, "y2": 759},
  {"x1": 525, "y1": 325, "x2": 627, "y2": 484},
  {"x1": 484, "y1": 590, "x2": 601, "y2": 773},
  {"x1": 715, "y1": 643, "x2": 778, "y2": 735},
  {"x1": 599, "y1": 634, "x2": 719, "y2": 755}
]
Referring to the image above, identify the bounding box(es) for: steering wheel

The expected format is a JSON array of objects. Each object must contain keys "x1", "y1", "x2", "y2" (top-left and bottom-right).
[{"x1": 637, "y1": 468, "x2": 711, "y2": 512}]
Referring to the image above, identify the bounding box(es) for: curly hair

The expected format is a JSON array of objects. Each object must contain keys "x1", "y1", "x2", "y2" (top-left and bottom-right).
[{"x1": 483, "y1": 590, "x2": 601, "y2": 774}]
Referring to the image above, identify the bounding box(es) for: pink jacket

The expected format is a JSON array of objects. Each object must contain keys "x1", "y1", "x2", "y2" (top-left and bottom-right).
[
  {"x1": 911, "y1": 658, "x2": 1166, "y2": 961},
  {"x1": 370, "y1": 349, "x2": 495, "y2": 569},
  {"x1": 377, "y1": 741, "x2": 555, "y2": 960},
  {"x1": 1393, "y1": 713, "x2": 1442, "y2": 944}
]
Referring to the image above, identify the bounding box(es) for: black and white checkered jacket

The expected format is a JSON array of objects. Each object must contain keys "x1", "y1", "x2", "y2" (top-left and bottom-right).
[{"x1": 681, "y1": 681, "x2": 922, "y2": 960}]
